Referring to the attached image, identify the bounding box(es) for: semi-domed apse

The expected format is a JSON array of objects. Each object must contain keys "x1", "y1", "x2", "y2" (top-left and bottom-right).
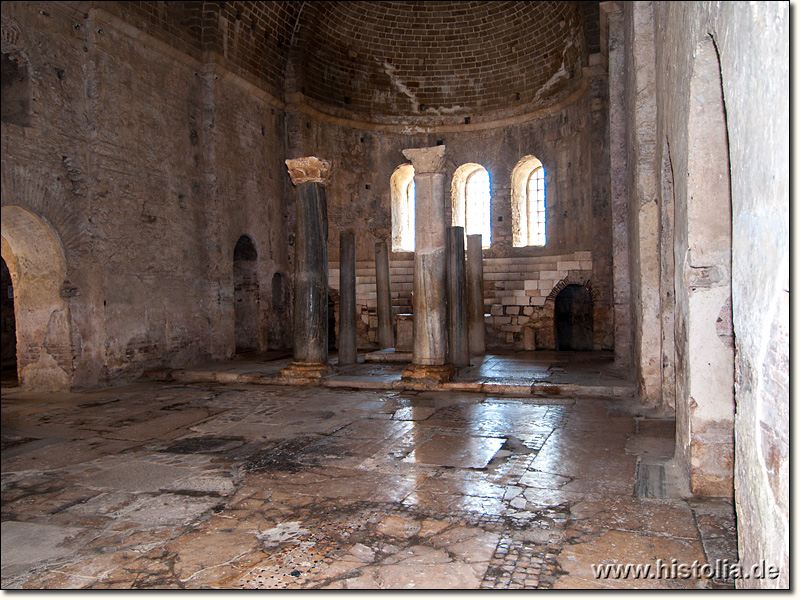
[
  {"x1": 109, "y1": 1, "x2": 598, "y2": 126},
  {"x1": 289, "y1": 1, "x2": 591, "y2": 124}
]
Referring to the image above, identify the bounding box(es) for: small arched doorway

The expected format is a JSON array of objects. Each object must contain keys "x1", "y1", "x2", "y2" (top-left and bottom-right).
[
  {"x1": 233, "y1": 235, "x2": 259, "y2": 354},
  {"x1": 1, "y1": 257, "x2": 17, "y2": 386},
  {"x1": 554, "y1": 284, "x2": 593, "y2": 351},
  {"x1": 1, "y1": 205, "x2": 72, "y2": 390}
]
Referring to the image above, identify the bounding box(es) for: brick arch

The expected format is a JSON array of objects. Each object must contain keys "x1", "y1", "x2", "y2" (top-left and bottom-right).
[{"x1": 544, "y1": 273, "x2": 597, "y2": 304}]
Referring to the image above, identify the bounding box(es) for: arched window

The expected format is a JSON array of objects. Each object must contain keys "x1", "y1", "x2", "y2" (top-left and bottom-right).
[
  {"x1": 391, "y1": 164, "x2": 416, "y2": 251},
  {"x1": 511, "y1": 156, "x2": 547, "y2": 247},
  {"x1": 451, "y1": 163, "x2": 491, "y2": 248}
]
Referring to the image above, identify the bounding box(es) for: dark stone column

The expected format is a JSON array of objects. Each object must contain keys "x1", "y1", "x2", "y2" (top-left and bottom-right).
[
  {"x1": 338, "y1": 230, "x2": 357, "y2": 365},
  {"x1": 281, "y1": 157, "x2": 331, "y2": 383},
  {"x1": 401, "y1": 145, "x2": 454, "y2": 382},
  {"x1": 375, "y1": 241, "x2": 394, "y2": 349},
  {"x1": 466, "y1": 233, "x2": 486, "y2": 355},
  {"x1": 447, "y1": 226, "x2": 469, "y2": 367}
]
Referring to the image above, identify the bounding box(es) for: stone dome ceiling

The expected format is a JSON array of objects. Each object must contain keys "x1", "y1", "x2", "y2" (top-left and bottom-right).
[
  {"x1": 108, "y1": 1, "x2": 597, "y2": 124},
  {"x1": 292, "y1": 1, "x2": 588, "y2": 123}
]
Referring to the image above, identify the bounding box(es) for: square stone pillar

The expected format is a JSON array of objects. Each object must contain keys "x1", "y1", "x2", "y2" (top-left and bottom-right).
[
  {"x1": 338, "y1": 230, "x2": 358, "y2": 365},
  {"x1": 466, "y1": 233, "x2": 486, "y2": 355},
  {"x1": 375, "y1": 241, "x2": 395, "y2": 349},
  {"x1": 281, "y1": 157, "x2": 331, "y2": 383},
  {"x1": 401, "y1": 145, "x2": 454, "y2": 382}
]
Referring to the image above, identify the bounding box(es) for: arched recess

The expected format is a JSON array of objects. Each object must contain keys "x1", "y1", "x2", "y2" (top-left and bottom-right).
[
  {"x1": 554, "y1": 284, "x2": 593, "y2": 351},
  {"x1": 233, "y1": 235, "x2": 260, "y2": 354},
  {"x1": 451, "y1": 163, "x2": 491, "y2": 247},
  {"x1": 390, "y1": 164, "x2": 415, "y2": 252},
  {"x1": 1, "y1": 206, "x2": 72, "y2": 390},
  {"x1": 1, "y1": 257, "x2": 17, "y2": 385},
  {"x1": 511, "y1": 155, "x2": 546, "y2": 247},
  {"x1": 674, "y1": 36, "x2": 734, "y2": 497}
]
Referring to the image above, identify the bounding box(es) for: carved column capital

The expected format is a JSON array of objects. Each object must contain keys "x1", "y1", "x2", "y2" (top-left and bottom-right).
[
  {"x1": 285, "y1": 156, "x2": 331, "y2": 185},
  {"x1": 402, "y1": 145, "x2": 446, "y2": 174}
]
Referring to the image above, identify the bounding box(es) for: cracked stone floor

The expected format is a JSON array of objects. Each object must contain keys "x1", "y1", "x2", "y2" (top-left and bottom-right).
[{"x1": 1, "y1": 374, "x2": 737, "y2": 589}]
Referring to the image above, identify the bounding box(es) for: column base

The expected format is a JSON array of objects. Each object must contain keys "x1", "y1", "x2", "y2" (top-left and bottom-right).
[
  {"x1": 401, "y1": 363, "x2": 455, "y2": 383},
  {"x1": 280, "y1": 362, "x2": 330, "y2": 384}
]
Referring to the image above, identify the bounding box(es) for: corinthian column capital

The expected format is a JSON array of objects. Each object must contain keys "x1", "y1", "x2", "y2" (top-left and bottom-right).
[
  {"x1": 285, "y1": 156, "x2": 332, "y2": 185},
  {"x1": 402, "y1": 145, "x2": 446, "y2": 174}
]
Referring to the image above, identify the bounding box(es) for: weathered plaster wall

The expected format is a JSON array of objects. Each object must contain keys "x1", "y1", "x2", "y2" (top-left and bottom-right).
[
  {"x1": 294, "y1": 72, "x2": 614, "y2": 353},
  {"x1": 649, "y1": 1, "x2": 788, "y2": 588},
  {"x1": 1, "y1": 3, "x2": 291, "y2": 388}
]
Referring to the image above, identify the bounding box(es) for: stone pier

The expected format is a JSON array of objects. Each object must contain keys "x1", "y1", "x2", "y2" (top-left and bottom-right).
[
  {"x1": 281, "y1": 157, "x2": 331, "y2": 383},
  {"x1": 338, "y1": 230, "x2": 357, "y2": 365},
  {"x1": 447, "y1": 226, "x2": 469, "y2": 367},
  {"x1": 375, "y1": 241, "x2": 395, "y2": 350},
  {"x1": 466, "y1": 233, "x2": 485, "y2": 355},
  {"x1": 401, "y1": 145, "x2": 454, "y2": 382}
]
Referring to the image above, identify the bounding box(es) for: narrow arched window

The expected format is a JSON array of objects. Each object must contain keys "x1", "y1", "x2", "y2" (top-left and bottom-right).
[
  {"x1": 511, "y1": 155, "x2": 547, "y2": 247},
  {"x1": 391, "y1": 164, "x2": 416, "y2": 251},
  {"x1": 526, "y1": 167, "x2": 546, "y2": 246},
  {"x1": 451, "y1": 163, "x2": 491, "y2": 248}
]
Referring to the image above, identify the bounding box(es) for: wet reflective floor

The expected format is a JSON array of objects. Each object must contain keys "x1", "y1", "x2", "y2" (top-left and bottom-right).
[{"x1": 2, "y1": 376, "x2": 737, "y2": 589}]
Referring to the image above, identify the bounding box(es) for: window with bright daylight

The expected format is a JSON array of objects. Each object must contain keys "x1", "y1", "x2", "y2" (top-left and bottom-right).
[
  {"x1": 391, "y1": 164, "x2": 416, "y2": 251},
  {"x1": 451, "y1": 163, "x2": 491, "y2": 248},
  {"x1": 511, "y1": 155, "x2": 547, "y2": 247}
]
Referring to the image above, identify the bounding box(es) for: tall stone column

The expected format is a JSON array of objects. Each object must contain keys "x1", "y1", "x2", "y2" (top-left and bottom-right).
[
  {"x1": 338, "y1": 230, "x2": 357, "y2": 365},
  {"x1": 281, "y1": 157, "x2": 331, "y2": 382},
  {"x1": 375, "y1": 241, "x2": 394, "y2": 349},
  {"x1": 401, "y1": 145, "x2": 454, "y2": 382},
  {"x1": 447, "y1": 226, "x2": 469, "y2": 367},
  {"x1": 466, "y1": 233, "x2": 486, "y2": 355}
]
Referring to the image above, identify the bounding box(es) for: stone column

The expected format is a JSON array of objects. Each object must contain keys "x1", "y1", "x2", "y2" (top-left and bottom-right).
[
  {"x1": 447, "y1": 226, "x2": 469, "y2": 367},
  {"x1": 375, "y1": 241, "x2": 394, "y2": 349},
  {"x1": 466, "y1": 234, "x2": 486, "y2": 355},
  {"x1": 401, "y1": 145, "x2": 454, "y2": 382},
  {"x1": 281, "y1": 157, "x2": 331, "y2": 382},
  {"x1": 338, "y1": 230, "x2": 357, "y2": 365}
]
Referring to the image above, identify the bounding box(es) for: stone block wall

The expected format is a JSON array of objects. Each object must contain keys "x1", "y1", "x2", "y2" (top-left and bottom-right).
[{"x1": 329, "y1": 251, "x2": 602, "y2": 352}]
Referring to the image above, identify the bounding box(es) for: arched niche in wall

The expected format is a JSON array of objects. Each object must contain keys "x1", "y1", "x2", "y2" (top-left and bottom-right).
[
  {"x1": 451, "y1": 163, "x2": 491, "y2": 248},
  {"x1": 233, "y1": 235, "x2": 260, "y2": 354},
  {"x1": 0, "y1": 206, "x2": 72, "y2": 391},
  {"x1": 1, "y1": 17, "x2": 33, "y2": 129},
  {"x1": 1, "y1": 257, "x2": 17, "y2": 385}
]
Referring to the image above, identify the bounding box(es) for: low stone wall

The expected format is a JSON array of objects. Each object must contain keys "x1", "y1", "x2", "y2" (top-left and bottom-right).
[{"x1": 329, "y1": 251, "x2": 595, "y2": 350}]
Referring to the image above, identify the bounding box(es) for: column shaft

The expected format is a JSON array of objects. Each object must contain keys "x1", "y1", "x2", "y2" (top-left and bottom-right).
[
  {"x1": 411, "y1": 170, "x2": 448, "y2": 366},
  {"x1": 338, "y1": 231, "x2": 357, "y2": 365},
  {"x1": 447, "y1": 226, "x2": 469, "y2": 367},
  {"x1": 466, "y1": 234, "x2": 486, "y2": 355},
  {"x1": 292, "y1": 181, "x2": 329, "y2": 365},
  {"x1": 375, "y1": 241, "x2": 395, "y2": 349}
]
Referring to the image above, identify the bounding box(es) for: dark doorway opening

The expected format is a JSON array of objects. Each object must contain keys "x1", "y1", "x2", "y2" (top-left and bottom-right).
[
  {"x1": 555, "y1": 284, "x2": 593, "y2": 351},
  {"x1": 1, "y1": 257, "x2": 18, "y2": 386},
  {"x1": 233, "y1": 235, "x2": 259, "y2": 354}
]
